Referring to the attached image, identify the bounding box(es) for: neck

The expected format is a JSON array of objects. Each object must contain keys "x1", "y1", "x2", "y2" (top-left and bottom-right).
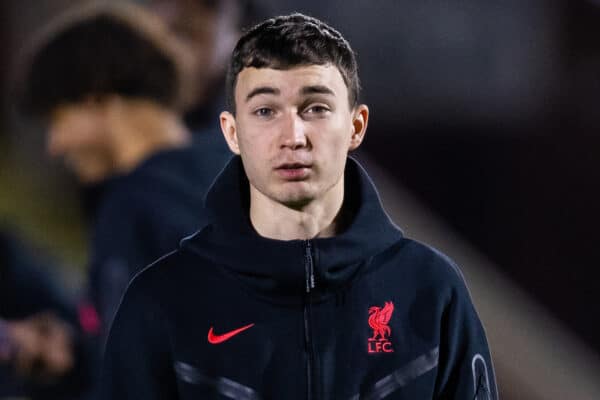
[
  {"x1": 249, "y1": 178, "x2": 345, "y2": 241},
  {"x1": 108, "y1": 99, "x2": 191, "y2": 174}
]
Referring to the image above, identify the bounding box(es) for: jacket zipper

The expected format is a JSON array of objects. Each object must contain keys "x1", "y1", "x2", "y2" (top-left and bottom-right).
[
  {"x1": 304, "y1": 240, "x2": 316, "y2": 400},
  {"x1": 304, "y1": 240, "x2": 315, "y2": 293}
]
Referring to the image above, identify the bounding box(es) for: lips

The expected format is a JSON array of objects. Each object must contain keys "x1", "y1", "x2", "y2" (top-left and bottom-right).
[
  {"x1": 275, "y1": 161, "x2": 312, "y2": 180},
  {"x1": 277, "y1": 162, "x2": 311, "y2": 169}
]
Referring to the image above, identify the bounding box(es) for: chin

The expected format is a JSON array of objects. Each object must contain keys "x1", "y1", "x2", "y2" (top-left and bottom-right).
[
  {"x1": 276, "y1": 190, "x2": 315, "y2": 210},
  {"x1": 281, "y1": 197, "x2": 312, "y2": 210}
]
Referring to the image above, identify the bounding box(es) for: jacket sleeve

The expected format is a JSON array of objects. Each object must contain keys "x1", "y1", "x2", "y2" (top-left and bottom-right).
[
  {"x1": 434, "y1": 270, "x2": 499, "y2": 400},
  {"x1": 99, "y1": 274, "x2": 178, "y2": 399}
]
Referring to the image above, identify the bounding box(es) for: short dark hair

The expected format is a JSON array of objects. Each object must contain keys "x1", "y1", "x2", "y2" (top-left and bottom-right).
[
  {"x1": 18, "y1": 5, "x2": 179, "y2": 118},
  {"x1": 225, "y1": 13, "x2": 360, "y2": 113}
]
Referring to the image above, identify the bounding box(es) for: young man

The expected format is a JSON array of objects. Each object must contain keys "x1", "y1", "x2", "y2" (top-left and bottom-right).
[
  {"x1": 18, "y1": 4, "x2": 231, "y2": 343},
  {"x1": 101, "y1": 13, "x2": 498, "y2": 399}
]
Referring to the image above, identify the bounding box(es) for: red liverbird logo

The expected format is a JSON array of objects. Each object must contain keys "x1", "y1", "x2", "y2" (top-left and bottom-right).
[{"x1": 368, "y1": 301, "x2": 394, "y2": 353}]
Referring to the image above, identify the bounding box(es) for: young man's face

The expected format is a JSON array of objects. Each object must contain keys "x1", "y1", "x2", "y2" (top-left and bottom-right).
[
  {"x1": 47, "y1": 103, "x2": 114, "y2": 184},
  {"x1": 220, "y1": 64, "x2": 368, "y2": 208}
]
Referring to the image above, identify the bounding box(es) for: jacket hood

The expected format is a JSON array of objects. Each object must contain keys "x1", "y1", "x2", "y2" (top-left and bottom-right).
[{"x1": 181, "y1": 156, "x2": 403, "y2": 300}]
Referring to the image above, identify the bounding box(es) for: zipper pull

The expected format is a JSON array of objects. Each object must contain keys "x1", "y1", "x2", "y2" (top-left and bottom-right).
[{"x1": 305, "y1": 240, "x2": 316, "y2": 293}]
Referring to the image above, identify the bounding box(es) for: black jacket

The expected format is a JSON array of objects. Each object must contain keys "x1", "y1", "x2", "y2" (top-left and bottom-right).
[{"x1": 101, "y1": 157, "x2": 498, "y2": 399}]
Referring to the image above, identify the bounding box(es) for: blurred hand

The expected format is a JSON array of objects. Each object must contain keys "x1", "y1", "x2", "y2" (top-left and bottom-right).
[{"x1": 4, "y1": 312, "x2": 75, "y2": 383}]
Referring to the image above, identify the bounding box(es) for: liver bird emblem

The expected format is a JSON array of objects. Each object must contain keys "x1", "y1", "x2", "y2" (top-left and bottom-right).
[{"x1": 368, "y1": 301, "x2": 394, "y2": 340}]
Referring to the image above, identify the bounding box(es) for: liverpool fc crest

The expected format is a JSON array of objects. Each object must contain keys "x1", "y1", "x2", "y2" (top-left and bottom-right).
[{"x1": 368, "y1": 301, "x2": 394, "y2": 353}]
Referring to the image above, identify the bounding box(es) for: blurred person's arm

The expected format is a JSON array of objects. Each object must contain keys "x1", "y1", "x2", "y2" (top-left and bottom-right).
[
  {"x1": 0, "y1": 313, "x2": 74, "y2": 383},
  {"x1": 0, "y1": 231, "x2": 95, "y2": 396}
]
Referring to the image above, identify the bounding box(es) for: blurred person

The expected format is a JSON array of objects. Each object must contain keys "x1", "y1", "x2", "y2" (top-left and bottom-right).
[
  {"x1": 0, "y1": 315, "x2": 73, "y2": 393},
  {"x1": 16, "y1": 3, "x2": 231, "y2": 345},
  {"x1": 101, "y1": 13, "x2": 498, "y2": 399},
  {"x1": 140, "y1": 0, "x2": 261, "y2": 131},
  {"x1": 0, "y1": 229, "x2": 92, "y2": 399}
]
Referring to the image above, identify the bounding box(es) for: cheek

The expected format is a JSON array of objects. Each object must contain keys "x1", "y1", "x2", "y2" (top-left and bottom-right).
[
  {"x1": 237, "y1": 123, "x2": 276, "y2": 155},
  {"x1": 48, "y1": 124, "x2": 78, "y2": 154},
  {"x1": 58, "y1": 115, "x2": 103, "y2": 147},
  {"x1": 69, "y1": 129, "x2": 102, "y2": 150},
  {"x1": 318, "y1": 122, "x2": 352, "y2": 155},
  {"x1": 236, "y1": 133, "x2": 265, "y2": 171},
  {"x1": 318, "y1": 125, "x2": 352, "y2": 173}
]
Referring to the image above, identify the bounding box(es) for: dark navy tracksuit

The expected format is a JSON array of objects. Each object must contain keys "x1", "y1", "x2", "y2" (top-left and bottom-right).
[{"x1": 101, "y1": 157, "x2": 498, "y2": 399}]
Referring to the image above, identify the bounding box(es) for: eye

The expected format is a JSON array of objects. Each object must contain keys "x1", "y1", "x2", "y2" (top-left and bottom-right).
[
  {"x1": 253, "y1": 107, "x2": 274, "y2": 118},
  {"x1": 304, "y1": 104, "x2": 331, "y2": 115}
]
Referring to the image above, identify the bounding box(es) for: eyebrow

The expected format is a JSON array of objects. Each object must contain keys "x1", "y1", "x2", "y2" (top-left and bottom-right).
[
  {"x1": 301, "y1": 85, "x2": 335, "y2": 97},
  {"x1": 245, "y1": 84, "x2": 336, "y2": 103},
  {"x1": 245, "y1": 86, "x2": 280, "y2": 102}
]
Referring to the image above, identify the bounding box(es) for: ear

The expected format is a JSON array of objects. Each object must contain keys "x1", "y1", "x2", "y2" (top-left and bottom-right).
[
  {"x1": 348, "y1": 104, "x2": 369, "y2": 151},
  {"x1": 220, "y1": 111, "x2": 240, "y2": 155}
]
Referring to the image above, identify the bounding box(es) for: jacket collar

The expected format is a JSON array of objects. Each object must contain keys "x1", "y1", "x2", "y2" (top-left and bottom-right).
[{"x1": 182, "y1": 156, "x2": 402, "y2": 299}]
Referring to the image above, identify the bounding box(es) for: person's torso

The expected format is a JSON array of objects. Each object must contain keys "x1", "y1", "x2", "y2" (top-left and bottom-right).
[{"x1": 156, "y1": 240, "x2": 447, "y2": 400}]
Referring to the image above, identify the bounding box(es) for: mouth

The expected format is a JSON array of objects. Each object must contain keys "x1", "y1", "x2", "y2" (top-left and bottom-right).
[
  {"x1": 275, "y1": 162, "x2": 312, "y2": 180},
  {"x1": 277, "y1": 162, "x2": 311, "y2": 169}
]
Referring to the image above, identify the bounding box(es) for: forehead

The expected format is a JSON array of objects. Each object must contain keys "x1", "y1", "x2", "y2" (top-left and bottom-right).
[{"x1": 235, "y1": 64, "x2": 349, "y2": 102}]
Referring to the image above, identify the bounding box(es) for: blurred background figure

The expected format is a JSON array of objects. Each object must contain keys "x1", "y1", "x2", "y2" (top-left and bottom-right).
[
  {"x1": 139, "y1": 0, "x2": 261, "y2": 132},
  {"x1": 5, "y1": 2, "x2": 261, "y2": 397},
  {"x1": 0, "y1": 229, "x2": 92, "y2": 399},
  {"x1": 15, "y1": 2, "x2": 231, "y2": 354}
]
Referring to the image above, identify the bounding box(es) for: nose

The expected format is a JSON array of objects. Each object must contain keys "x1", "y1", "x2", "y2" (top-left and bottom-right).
[{"x1": 280, "y1": 112, "x2": 308, "y2": 150}]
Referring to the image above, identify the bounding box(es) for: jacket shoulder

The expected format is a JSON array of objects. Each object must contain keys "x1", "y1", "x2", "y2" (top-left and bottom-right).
[
  {"x1": 380, "y1": 237, "x2": 469, "y2": 291},
  {"x1": 125, "y1": 249, "x2": 196, "y2": 294}
]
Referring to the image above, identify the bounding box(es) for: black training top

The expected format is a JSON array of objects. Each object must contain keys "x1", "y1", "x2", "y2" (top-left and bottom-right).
[{"x1": 101, "y1": 157, "x2": 498, "y2": 399}]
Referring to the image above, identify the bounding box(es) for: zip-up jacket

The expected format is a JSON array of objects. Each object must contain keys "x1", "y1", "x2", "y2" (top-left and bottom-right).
[{"x1": 101, "y1": 156, "x2": 498, "y2": 399}]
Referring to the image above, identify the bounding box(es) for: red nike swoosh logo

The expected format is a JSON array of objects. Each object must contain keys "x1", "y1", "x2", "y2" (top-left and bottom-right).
[{"x1": 207, "y1": 323, "x2": 255, "y2": 344}]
